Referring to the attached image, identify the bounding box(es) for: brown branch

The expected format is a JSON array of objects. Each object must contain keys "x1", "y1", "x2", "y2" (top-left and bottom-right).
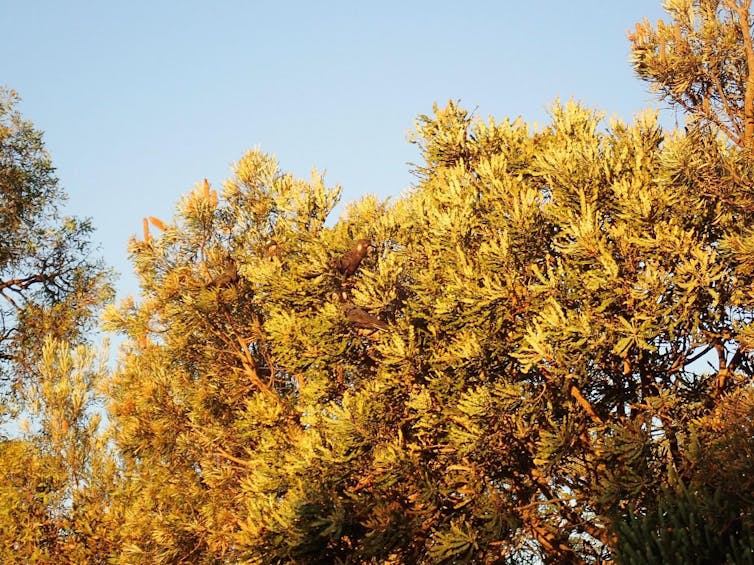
[
  {"x1": 712, "y1": 347, "x2": 745, "y2": 395},
  {"x1": 727, "y1": 347, "x2": 744, "y2": 372},
  {"x1": 668, "y1": 344, "x2": 713, "y2": 373},
  {"x1": 525, "y1": 517, "x2": 560, "y2": 556},
  {"x1": 727, "y1": 0, "x2": 754, "y2": 152},
  {"x1": 526, "y1": 474, "x2": 610, "y2": 553},
  {"x1": 236, "y1": 334, "x2": 274, "y2": 397},
  {"x1": 215, "y1": 446, "x2": 252, "y2": 468},
  {"x1": 714, "y1": 340, "x2": 728, "y2": 372},
  {"x1": 0, "y1": 273, "x2": 48, "y2": 292},
  {"x1": 710, "y1": 67, "x2": 742, "y2": 141},
  {"x1": 569, "y1": 385, "x2": 603, "y2": 425},
  {"x1": 193, "y1": 428, "x2": 252, "y2": 469},
  {"x1": 214, "y1": 307, "x2": 275, "y2": 398},
  {"x1": 0, "y1": 289, "x2": 22, "y2": 312},
  {"x1": 519, "y1": 485, "x2": 571, "y2": 557}
]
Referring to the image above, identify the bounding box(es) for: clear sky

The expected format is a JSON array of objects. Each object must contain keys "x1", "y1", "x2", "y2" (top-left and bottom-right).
[{"x1": 5, "y1": 1, "x2": 669, "y2": 299}]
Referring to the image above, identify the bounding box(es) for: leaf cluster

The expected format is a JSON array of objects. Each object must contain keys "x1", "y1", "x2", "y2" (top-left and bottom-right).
[{"x1": 97, "y1": 95, "x2": 754, "y2": 563}]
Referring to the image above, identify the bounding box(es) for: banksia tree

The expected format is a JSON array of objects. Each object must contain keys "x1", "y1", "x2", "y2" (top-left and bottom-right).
[
  {"x1": 103, "y1": 157, "x2": 356, "y2": 562},
  {"x1": 5, "y1": 1, "x2": 754, "y2": 562},
  {"x1": 22, "y1": 1, "x2": 752, "y2": 562},
  {"x1": 614, "y1": 391, "x2": 754, "y2": 564},
  {"x1": 106, "y1": 96, "x2": 754, "y2": 563},
  {"x1": 629, "y1": 0, "x2": 754, "y2": 219},
  {"x1": 630, "y1": 0, "x2": 754, "y2": 151}
]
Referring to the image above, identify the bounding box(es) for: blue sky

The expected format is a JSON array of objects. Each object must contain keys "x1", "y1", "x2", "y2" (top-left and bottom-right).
[{"x1": 5, "y1": 1, "x2": 668, "y2": 299}]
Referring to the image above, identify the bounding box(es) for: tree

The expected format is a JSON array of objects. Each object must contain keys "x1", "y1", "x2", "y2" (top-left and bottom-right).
[
  {"x1": 624, "y1": 3, "x2": 754, "y2": 561},
  {"x1": 630, "y1": 0, "x2": 754, "y2": 152},
  {"x1": 103, "y1": 165, "x2": 347, "y2": 562},
  {"x1": 628, "y1": 0, "x2": 754, "y2": 218},
  {"x1": 0, "y1": 339, "x2": 122, "y2": 564},
  {"x1": 613, "y1": 390, "x2": 754, "y2": 564},
  {"x1": 0, "y1": 88, "x2": 110, "y2": 404},
  {"x1": 0, "y1": 89, "x2": 117, "y2": 562},
  {"x1": 106, "y1": 98, "x2": 754, "y2": 563},
  {"x1": 10, "y1": 0, "x2": 743, "y2": 560}
]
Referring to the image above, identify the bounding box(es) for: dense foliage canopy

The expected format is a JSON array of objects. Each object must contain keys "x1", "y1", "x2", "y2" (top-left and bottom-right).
[
  {"x1": 102, "y1": 99, "x2": 754, "y2": 563},
  {"x1": 4, "y1": 1, "x2": 754, "y2": 563}
]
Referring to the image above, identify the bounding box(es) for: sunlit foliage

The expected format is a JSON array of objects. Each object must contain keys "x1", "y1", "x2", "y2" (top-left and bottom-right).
[
  {"x1": 5, "y1": 1, "x2": 754, "y2": 562},
  {"x1": 105, "y1": 97, "x2": 754, "y2": 562}
]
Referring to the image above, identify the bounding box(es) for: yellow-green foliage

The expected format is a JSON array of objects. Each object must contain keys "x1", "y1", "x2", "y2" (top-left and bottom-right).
[
  {"x1": 630, "y1": 0, "x2": 754, "y2": 153},
  {"x1": 6, "y1": 2, "x2": 754, "y2": 562},
  {"x1": 0, "y1": 89, "x2": 115, "y2": 563},
  {"x1": 100, "y1": 95, "x2": 754, "y2": 563},
  {"x1": 0, "y1": 340, "x2": 120, "y2": 564}
]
